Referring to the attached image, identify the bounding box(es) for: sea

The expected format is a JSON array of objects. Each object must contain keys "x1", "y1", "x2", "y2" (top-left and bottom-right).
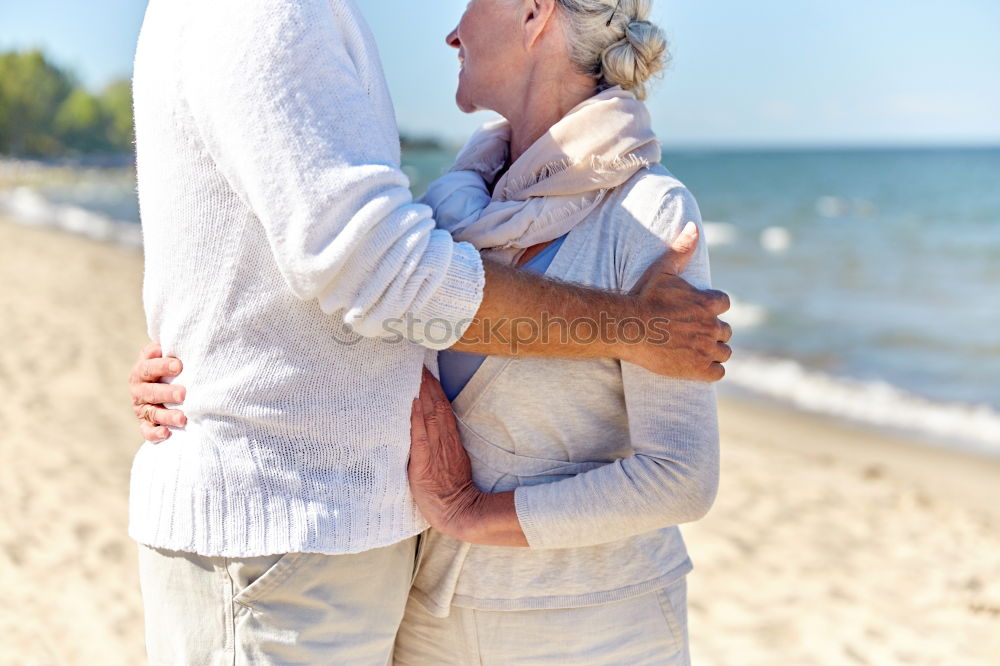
[{"x1": 2, "y1": 146, "x2": 998, "y2": 454}]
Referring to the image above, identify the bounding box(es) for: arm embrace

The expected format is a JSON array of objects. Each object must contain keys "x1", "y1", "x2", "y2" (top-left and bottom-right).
[{"x1": 409, "y1": 188, "x2": 721, "y2": 547}]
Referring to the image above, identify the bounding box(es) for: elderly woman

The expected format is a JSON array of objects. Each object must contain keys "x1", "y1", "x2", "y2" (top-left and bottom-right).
[
  {"x1": 130, "y1": 0, "x2": 719, "y2": 663},
  {"x1": 394, "y1": 1, "x2": 717, "y2": 663}
]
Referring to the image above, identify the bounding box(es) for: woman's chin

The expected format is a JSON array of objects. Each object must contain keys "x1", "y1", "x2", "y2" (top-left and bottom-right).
[{"x1": 455, "y1": 90, "x2": 478, "y2": 114}]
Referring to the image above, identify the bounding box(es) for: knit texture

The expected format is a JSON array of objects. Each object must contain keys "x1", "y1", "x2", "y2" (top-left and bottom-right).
[{"x1": 128, "y1": 0, "x2": 484, "y2": 556}]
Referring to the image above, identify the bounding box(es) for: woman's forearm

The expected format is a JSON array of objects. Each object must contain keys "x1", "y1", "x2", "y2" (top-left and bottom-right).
[{"x1": 451, "y1": 490, "x2": 529, "y2": 547}]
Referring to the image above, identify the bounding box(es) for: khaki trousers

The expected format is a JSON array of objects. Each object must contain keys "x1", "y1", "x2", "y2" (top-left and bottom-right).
[
  {"x1": 138, "y1": 537, "x2": 417, "y2": 665},
  {"x1": 393, "y1": 578, "x2": 690, "y2": 666}
]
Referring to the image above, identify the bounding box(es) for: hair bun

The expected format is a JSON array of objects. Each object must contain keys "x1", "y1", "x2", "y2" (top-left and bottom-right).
[
  {"x1": 600, "y1": 17, "x2": 668, "y2": 100},
  {"x1": 559, "y1": 0, "x2": 670, "y2": 101}
]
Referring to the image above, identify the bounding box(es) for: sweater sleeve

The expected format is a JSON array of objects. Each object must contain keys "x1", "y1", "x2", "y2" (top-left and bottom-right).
[
  {"x1": 179, "y1": 0, "x2": 483, "y2": 349},
  {"x1": 513, "y1": 187, "x2": 721, "y2": 549}
]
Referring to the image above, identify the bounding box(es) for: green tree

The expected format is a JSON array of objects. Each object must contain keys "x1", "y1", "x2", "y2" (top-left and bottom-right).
[
  {"x1": 99, "y1": 79, "x2": 134, "y2": 152},
  {"x1": 0, "y1": 49, "x2": 74, "y2": 156},
  {"x1": 0, "y1": 49, "x2": 134, "y2": 157},
  {"x1": 54, "y1": 88, "x2": 109, "y2": 153}
]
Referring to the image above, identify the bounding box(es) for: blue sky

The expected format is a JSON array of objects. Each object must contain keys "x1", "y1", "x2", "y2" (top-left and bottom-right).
[{"x1": 2, "y1": 0, "x2": 998, "y2": 147}]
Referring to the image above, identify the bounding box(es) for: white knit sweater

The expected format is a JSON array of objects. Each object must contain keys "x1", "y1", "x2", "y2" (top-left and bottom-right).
[{"x1": 128, "y1": 0, "x2": 485, "y2": 556}]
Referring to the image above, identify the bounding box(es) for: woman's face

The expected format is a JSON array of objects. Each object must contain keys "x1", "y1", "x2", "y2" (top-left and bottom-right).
[{"x1": 446, "y1": 0, "x2": 526, "y2": 115}]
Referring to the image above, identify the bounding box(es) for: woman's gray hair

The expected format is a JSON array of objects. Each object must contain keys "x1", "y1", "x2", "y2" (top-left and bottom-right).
[{"x1": 556, "y1": 0, "x2": 669, "y2": 100}]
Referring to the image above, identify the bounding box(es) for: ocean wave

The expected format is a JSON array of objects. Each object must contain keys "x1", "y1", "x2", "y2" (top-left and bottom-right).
[
  {"x1": 0, "y1": 186, "x2": 141, "y2": 248},
  {"x1": 815, "y1": 195, "x2": 877, "y2": 219},
  {"x1": 724, "y1": 353, "x2": 1000, "y2": 455},
  {"x1": 760, "y1": 226, "x2": 792, "y2": 254},
  {"x1": 725, "y1": 296, "x2": 767, "y2": 329},
  {"x1": 703, "y1": 221, "x2": 738, "y2": 246}
]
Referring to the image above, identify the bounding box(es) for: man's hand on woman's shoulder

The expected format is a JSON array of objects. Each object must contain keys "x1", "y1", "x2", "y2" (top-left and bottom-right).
[{"x1": 624, "y1": 221, "x2": 733, "y2": 382}]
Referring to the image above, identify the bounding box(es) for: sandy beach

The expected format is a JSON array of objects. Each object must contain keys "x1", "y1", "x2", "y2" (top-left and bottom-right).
[{"x1": 1, "y1": 216, "x2": 998, "y2": 666}]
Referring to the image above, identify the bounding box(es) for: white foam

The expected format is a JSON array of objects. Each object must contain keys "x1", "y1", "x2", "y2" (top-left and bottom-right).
[
  {"x1": 760, "y1": 226, "x2": 792, "y2": 254},
  {"x1": 815, "y1": 195, "x2": 877, "y2": 219},
  {"x1": 725, "y1": 296, "x2": 767, "y2": 329},
  {"x1": 816, "y1": 195, "x2": 851, "y2": 218},
  {"x1": 0, "y1": 186, "x2": 141, "y2": 249},
  {"x1": 703, "y1": 221, "x2": 739, "y2": 247},
  {"x1": 725, "y1": 353, "x2": 1000, "y2": 455}
]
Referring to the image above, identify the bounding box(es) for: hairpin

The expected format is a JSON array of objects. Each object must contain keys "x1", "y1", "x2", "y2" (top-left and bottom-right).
[{"x1": 606, "y1": 0, "x2": 624, "y2": 26}]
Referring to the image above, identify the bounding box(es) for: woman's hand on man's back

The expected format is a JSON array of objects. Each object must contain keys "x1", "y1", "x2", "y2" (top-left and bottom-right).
[{"x1": 128, "y1": 341, "x2": 187, "y2": 443}]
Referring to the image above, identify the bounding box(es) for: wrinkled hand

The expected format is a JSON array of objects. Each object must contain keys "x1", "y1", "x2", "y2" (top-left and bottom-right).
[
  {"x1": 408, "y1": 367, "x2": 484, "y2": 539},
  {"x1": 627, "y1": 222, "x2": 733, "y2": 381},
  {"x1": 128, "y1": 341, "x2": 187, "y2": 443}
]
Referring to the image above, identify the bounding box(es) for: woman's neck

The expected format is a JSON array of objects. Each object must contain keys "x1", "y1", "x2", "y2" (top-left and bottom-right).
[{"x1": 504, "y1": 74, "x2": 598, "y2": 164}]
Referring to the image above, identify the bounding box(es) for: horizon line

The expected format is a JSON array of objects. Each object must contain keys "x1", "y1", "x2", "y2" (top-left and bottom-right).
[{"x1": 401, "y1": 133, "x2": 1000, "y2": 153}]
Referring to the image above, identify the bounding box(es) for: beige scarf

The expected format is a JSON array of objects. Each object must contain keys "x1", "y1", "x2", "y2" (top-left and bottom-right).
[{"x1": 420, "y1": 87, "x2": 661, "y2": 265}]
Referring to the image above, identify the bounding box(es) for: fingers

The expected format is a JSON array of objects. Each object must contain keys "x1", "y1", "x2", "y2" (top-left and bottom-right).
[
  {"x1": 140, "y1": 421, "x2": 171, "y2": 443},
  {"x1": 421, "y1": 367, "x2": 455, "y2": 412},
  {"x1": 671, "y1": 221, "x2": 700, "y2": 255},
  {"x1": 134, "y1": 403, "x2": 182, "y2": 428},
  {"x1": 133, "y1": 357, "x2": 183, "y2": 383},
  {"x1": 422, "y1": 367, "x2": 457, "y2": 413},
  {"x1": 422, "y1": 366, "x2": 445, "y2": 398},
  {"x1": 715, "y1": 342, "x2": 733, "y2": 363},
  {"x1": 717, "y1": 319, "x2": 733, "y2": 344},
  {"x1": 419, "y1": 370, "x2": 442, "y2": 451},
  {"x1": 130, "y1": 341, "x2": 186, "y2": 444},
  {"x1": 629, "y1": 223, "x2": 701, "y2": 295},
  {"x1": 137, "y1": 340, "x2": 162, "y2": 362},
  {"x1": 703, "y1": 289, "x2": 731, "y2": 315},
  {"x1": 410, "y1": 396, "x2": 428, "y2": 454},
  {"x1": 136, "y1": 402, "x2": 177, "y2": 444},
  {"x1": 141, "y1": 404, "x2": 188, "y2": 428},
  {"x1": 706, "y1": 362, "x2": 726, "y2": 382},
  {"x1": 658, "y1": 221, "x2": 700, "y2": 276},
  {"x1": 131, "y1": 381, "x2": 186, "y2": 408}
]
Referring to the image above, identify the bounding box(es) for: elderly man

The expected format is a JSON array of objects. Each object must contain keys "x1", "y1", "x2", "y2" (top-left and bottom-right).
[{"x1": 127, "y1": 0, "x2": 730, "y2": 663}]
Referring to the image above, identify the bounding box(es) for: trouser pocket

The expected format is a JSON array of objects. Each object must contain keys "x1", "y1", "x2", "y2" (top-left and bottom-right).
[
  {"x1": 411, "y1": 530, "x2": 429, "y2": 586},
  {"x1": 229, "y1": 541, "x2": 417, "y2": 664},
  {"x1": 229, "y1": 552, "x2": 307, "y2": 611},
  {"x1": 654, "y1": 578, "x2": 690, "y2": 664}
]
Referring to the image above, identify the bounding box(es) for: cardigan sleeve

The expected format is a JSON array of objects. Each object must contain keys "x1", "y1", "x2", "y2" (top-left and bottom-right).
[
  {"x1": 179, "y1": 0, "x2": 483, "y2": 349},
  {"x1": 513, "y1": 187, "x2": 721, "y2": 549}
]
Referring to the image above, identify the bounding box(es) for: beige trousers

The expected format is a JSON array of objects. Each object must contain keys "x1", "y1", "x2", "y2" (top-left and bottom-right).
[
  {"x1": 393, "y1": 578, "x2": 690, "y2": 666},
  {"x1": 137, "y1": 537, "x2": 417, "y2": 665}
]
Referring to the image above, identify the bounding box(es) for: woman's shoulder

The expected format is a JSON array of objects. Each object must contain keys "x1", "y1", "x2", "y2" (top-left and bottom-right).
[
  {"x1": 577, "y1": 163, "x2": 708, "y2": 290},
  {"x1": 611, "y1": 164, "x2": 702, "y2": 240}
]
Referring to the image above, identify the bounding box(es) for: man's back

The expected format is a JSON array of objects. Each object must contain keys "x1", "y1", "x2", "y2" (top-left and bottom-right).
[{"x1": 130, "y1": 0, "x2": 486, "y2": 557}]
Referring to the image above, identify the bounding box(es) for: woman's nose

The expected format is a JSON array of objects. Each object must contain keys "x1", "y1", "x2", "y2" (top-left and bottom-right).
[{"x1": 446, "y1": 27, "x2": 460, "y2": 49}]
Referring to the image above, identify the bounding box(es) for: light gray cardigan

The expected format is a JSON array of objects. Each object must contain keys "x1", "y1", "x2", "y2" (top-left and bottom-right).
[{"x1": 412, "y1": 164, "x2": 720, "y2": 616}]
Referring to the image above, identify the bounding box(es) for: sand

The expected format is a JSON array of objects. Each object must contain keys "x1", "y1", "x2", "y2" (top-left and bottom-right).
[
  {"x1": 1, "y1": 216, "x2": 998, "y2": 665},
  {"x1": 685, "y1": 399, "x2": 1000, "y2": 666},
  {"x1": 0, "y1": 217, "x2": 148, "y2": 666}
]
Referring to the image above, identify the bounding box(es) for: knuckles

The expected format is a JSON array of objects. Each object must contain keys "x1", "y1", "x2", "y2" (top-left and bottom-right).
[{"x1": 710, "y1": 290, "x2": 731, "y2": 313}]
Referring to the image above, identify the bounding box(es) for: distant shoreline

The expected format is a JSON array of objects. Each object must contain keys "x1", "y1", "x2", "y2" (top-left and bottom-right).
[{"x1": 4, "y1": 141, "x2": 999, "y2": 171}]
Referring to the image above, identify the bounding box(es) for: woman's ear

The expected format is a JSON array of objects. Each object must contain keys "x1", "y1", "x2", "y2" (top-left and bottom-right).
[{"x1": 522, "y1": 0, "x2": 558, "y2": 49}]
